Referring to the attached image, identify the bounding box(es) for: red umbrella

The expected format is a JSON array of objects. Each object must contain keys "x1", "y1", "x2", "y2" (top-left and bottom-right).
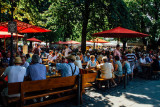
[
  {"x1": 0, "y1": 20, "x2": 51, "y2": 33},
  {"x1": 0, "y1": 31, "x2": 23, "y2": 38},
  {"x1": 0, "y1": 31, "x2": 24, "y2": 51},
  {"x1": 54, "y1": 41, "x2": 67, "y2": 44},
  {"x1": 88, "y1": 38, "x2": 109, "y2": 43},
  {"x1": 92, "y1": 26, "x2": 150, "y2": 38},
  {"x1": 65, "y1": 40, "x2": 80, "y2": 44},
  {"x1": 27, "y1": 37, "x2": 42, "y2": 42}
]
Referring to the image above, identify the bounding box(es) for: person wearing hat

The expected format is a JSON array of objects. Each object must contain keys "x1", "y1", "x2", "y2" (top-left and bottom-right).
[
  {"x1": 26, "y1": 54, "x2": 46, "y2": 81},
  {"x1": 1, "y1": 57, "x2": 26, "y2": 84},
  {"x1": 56, "y1": 55, "x2": 79, "y2": 77},
  {"x1": 1, "y1": 57, "x2": 26, "y2": 105}
]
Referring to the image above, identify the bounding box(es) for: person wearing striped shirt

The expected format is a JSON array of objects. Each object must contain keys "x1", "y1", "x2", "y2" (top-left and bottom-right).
[{"x1": 125, "y1": 50, "x2": 136, "y2": 78}]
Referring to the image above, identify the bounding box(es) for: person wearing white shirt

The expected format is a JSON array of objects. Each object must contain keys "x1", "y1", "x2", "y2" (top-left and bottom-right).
[
  {"x1": 74, "y1": 56, "x2": 83, "y2": 69},
  {"x1": 48, "y1": 51, "x2": 53, "y2": 61},
  {"x1": 100, "y1": 57, "x2": 117, "y2": 87},
  {"x1": 64, "y1": 45, "x2": 72, "y2": 57},
  {"x1": 139, "y1": 55, "x2": 146, "y2": 64}
]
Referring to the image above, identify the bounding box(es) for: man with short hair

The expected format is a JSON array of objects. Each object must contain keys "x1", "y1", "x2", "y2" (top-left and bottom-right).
[
  {"x1": 21, "y1": 56, "x2": 29, "y2": 69},
  {"x1": 56, "y1": 55, "x2": 79, "y2": 77},
  {"x1": 26, "y1": 54, "x2": 46, "y2": 81},
  {"x1": 114, "y1": 44, "x2": 121, "y2": 59}
]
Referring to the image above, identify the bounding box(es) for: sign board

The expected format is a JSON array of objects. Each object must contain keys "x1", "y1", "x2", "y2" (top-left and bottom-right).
[
  {"x1": 23, "y1": 44, "x2": 28, "y2": 55},
  {"x1": 8, "y1": 21, "x2": 17, "y2": 33}
]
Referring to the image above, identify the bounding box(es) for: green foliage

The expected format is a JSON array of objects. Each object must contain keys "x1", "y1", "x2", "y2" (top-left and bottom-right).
[{"x1": 0, "y1": 0, "x2": 160, "y2": 49}]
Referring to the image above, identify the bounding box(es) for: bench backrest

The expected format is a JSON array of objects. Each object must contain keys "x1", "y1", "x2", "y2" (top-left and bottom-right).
[
  {"x1": 8, "y1": 82, "x2": 21, "y2": 95},
  {"x1": 21, "y1": 75, "x2": 78, "y2": 93},
  {"x1": 81, "y1": 73, "x2": 97, "y2": 89}
]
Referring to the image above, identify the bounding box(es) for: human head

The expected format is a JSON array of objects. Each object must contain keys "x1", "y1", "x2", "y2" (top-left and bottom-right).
[
  {"x1": 67, "y1": 55, "x2": 76, "y2": 63},
  {"x1": 141, "y1": 55, "x2": 145, "y2": 59},
  {"x1": 32, "y1": 54, "x2": 40, "y2": 64},
  {"x1": 21, "y1": 56, "x2": 26, "y2": 65},
  {"x1": 7, "y1": 52, "x2": 11, "y2": 58},
  {"x1": 116, "y1": 44, "x2": 120, "y2": 50},
  {"x1": 115, "y1": 56, "x2": 120, "y2": 61},
  {"x1": 87, "y1": 53, "x2": 90, "y2": 57},
  {"x1": 90, "y1": 55, "x2": 95, "y2": 61},
  {"x1": 37, "y1": 44, "x2": 40, "y2": 48},
  {"x1": 76, "y1": 56, "x2": 80, "y2": 60},
  {"x1": 65, "y1": 45, "x2": 68, "y2": 48},
  {"x1": 128, "y1": 50, "x2": 132, "y2": 53},
  {"x1": 102, "y1": 57, "x2": 108, "y2": 63},
  {"x1": 14, "y1": 57, "x2": 22, "y2": 65},
  {"x1": 26, "y1": 54, "x2": 30, "y2": 59},
  {"x1": 52, "y1": 53, "x2": 55, "y2": 57}
]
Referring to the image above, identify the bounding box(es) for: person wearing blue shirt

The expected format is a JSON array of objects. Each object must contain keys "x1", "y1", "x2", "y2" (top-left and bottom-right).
[
  {"x1": 84, "y1": 53, "x2": 91, "y2": 63},
  {"x1": 27, "y1": 54, "x2": 46, "y2": 81},
  {"x1": 56, "y1": 55, "x2": 79, "y2": 77}
]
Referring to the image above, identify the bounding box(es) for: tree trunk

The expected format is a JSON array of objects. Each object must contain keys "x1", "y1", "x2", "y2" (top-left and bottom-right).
[{"x1": 81, "y1": 0, "x2": 90, "y2": 54}]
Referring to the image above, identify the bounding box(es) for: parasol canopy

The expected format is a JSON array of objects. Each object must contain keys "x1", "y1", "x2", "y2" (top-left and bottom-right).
[
  {"x1": 0, "y1": 31, "x2": 23, "y2": 38},
  {"x1": 88, "y1": 38, "x2": 109, "y2": 43},
  {"x1": 65, "y1": 40, "x2": 80, "y2": 44},
  {"x1": 0, "y1": 20, "x2": 51, "y2": 33},
  {"x1": 92, "y1": 26, "x2": 150, "y2": 38},
  {"x1": 27, "y1": 37, "x2": 42, "y2": 42},
  {"x1": 54, "y1": 41, "x2": 67, "y2": 44}
]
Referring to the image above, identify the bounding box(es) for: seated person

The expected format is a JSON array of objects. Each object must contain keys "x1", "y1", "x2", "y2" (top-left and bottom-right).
[
  {"x1": 48, "y1": 51, "x2": 53, "y2": 61},
  {"x1": 56, "y1": 55, "x2": 79, "y2": 77},
  {"x1": 84, "y1": 53, "x2": 91, "y2": 63},
  {"x1": 151, "y1": 55, "x2": 159, "y2": 71},
  {"x1": 1, "y1": 57, "x2": 26, "y2": 106},
  {"x1": 26, "y1": 54, "x2": 32, "y2": 64},
  {"x1": 97, "y1": 54, "x2": 103, "y2": 64},
  {"x1": 100, "y1": 57, "x2": 117, "y2": 86},
  {"x1": 26, "y1": 54, "x2": 46, "y2": 81},
  {"x1": 1, "y1": 52, "x2": 11, "y2": 67},
  {"x1": 114, "y1": 56, "x2": 123, "y2": 77},
  {"x1": 86, "y1": 55, "x2": 99, "y2": 69},
  {"x1": 74, "y1": 56, "x2": 82, "y2": 69},
  {"x1": 122, "y1": 56, "x2": 131, "y2": 75},
  {"x1": 21, "y1": 56, "x2": 29, "y2": 69},
  {"x1": 139, "y1": 55, "x2": 146, "y2": 65}
]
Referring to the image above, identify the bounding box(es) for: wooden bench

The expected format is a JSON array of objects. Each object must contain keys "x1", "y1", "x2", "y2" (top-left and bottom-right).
[
  {"x1": 80, "y1": 73, "x2": 97, "y2": 104},
  {"x1": 8, "y1": 75, "x2": 81, "y2": 107},
  {"x1": 8, "y1": 82, "x2": 21, "y2": 106},
  {"x1": 81, "y1": 73, "x2": 97, "y2": 88},
  {"x1": 96, "y1": 78, "x2": 115, "y2": 89}
]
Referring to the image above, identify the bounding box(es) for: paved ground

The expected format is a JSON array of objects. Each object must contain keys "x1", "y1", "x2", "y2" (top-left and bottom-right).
[{"x1": 48, "y1": 78, "x2": 160, "y2": 107}]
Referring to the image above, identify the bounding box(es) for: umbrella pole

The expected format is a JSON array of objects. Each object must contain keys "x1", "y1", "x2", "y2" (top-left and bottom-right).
[
  {"x1": 10, "y1": 32, "x2": 14, "y2": 66},
  {"x1": 16, "y1": 33, "x2": 18, "y2": 52}
]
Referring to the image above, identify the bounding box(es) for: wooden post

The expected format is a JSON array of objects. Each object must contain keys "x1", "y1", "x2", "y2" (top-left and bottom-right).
[
  {"x1": 16, "y1": 33, "x2": 18, "y2": 52},
  {"x1": 4, "y1": 38, "x2": 6, "y2": 51}
]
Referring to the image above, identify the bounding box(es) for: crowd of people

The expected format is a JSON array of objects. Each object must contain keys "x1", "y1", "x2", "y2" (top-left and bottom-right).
[{"x1": 0, "y1": 43, "x2": 160, "y2": 105}]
